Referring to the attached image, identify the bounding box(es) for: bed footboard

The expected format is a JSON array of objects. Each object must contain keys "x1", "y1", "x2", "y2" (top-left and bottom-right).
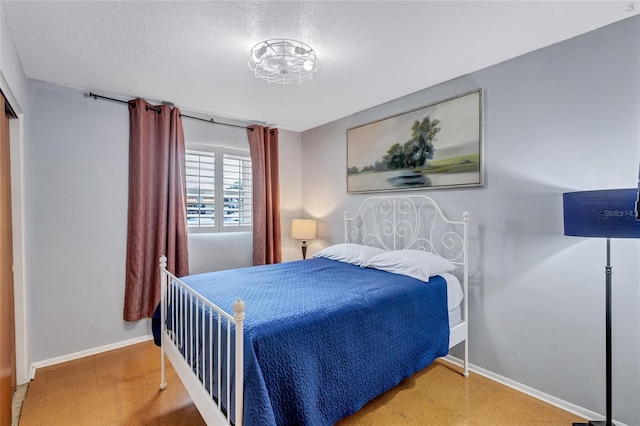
[{"x1": 159, "y1": 256, "x2": 245, "y2": 426}]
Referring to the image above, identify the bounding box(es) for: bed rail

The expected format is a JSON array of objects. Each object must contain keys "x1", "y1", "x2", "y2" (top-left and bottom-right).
[{"x1": 159, "y1": 256, "x2": 245, "y2": 426}]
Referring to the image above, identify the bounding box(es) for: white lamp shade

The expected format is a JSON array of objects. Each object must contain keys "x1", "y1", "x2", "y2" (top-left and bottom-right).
[{"x1": 291, "y1": 219, "x2": 316, "y2": 240}]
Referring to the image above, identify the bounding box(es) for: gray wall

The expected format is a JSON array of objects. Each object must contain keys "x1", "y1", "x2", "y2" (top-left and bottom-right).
[
  {"x1": 26, "y1": 82, "x2": 149, "y2": 362},
  {"x1": 25, "y1": 81, "x2": 303, "y2": 362},
  {"x1": 301, "y1": 16, "x2": 640, "y2": 425}
]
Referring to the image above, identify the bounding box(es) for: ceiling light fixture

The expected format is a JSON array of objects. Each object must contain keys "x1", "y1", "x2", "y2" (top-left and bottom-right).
[{"x1": 248, "y1": 39, "x2": 318, "y2": 84}]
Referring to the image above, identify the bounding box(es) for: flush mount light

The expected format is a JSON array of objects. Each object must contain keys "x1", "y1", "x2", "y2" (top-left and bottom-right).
[{"x1": 248, "y1": 39, "x2": 318, "y2": 84}]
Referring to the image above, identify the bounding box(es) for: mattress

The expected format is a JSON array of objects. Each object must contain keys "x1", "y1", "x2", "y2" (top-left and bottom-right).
[
  {"x1": 448, "y1": 305, "x2": 462, "y2": 328},
  {"x1": 441, "y1": 271, "x2": 463, "y2": 328}
]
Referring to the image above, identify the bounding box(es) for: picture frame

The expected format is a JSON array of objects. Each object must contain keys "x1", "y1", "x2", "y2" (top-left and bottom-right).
[{"x1": 347, "y1": 89, "x2": 483, "y2": 193}]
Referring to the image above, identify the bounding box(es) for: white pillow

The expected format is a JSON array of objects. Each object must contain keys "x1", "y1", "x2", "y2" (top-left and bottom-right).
[
  {"x1": 314, "y1": 243, "x2": 386, "y2": 266},
  {"x1": 362, "y1": 249, "x2": 455, "y2": 282}
]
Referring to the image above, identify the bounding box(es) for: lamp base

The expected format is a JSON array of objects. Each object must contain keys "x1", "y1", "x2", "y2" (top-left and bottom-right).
[{"x1": 572, "y1": 422, "x2": 616, "y2": 426}]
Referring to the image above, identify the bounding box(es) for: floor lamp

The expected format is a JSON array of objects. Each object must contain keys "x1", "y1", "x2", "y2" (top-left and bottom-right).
[{"x1": 563, "y1": 188, "x2": 640, "y2": 426}]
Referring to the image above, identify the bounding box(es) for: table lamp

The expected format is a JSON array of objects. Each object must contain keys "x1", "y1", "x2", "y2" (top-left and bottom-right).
[{"x1": 291, "y1": 219, "x2": 316, "y2": 259}]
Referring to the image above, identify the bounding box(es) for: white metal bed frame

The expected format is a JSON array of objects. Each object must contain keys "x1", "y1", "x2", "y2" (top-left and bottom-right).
[{"x1": 159, "y1": 194, "x2": 469, "y2": 426}]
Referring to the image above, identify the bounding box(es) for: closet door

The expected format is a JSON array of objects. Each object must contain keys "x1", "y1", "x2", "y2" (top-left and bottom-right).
[{"x1": 0, "y1": 91, "x2": 15, "y2": 426}]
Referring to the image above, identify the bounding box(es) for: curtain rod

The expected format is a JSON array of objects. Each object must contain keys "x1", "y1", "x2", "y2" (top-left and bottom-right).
[{"x1": 87, "y1": 92, "x2": 253, "y2": 131}]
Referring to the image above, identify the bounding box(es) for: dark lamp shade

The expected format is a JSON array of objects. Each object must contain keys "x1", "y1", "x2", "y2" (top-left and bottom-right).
[{"x1": 563, "y1": 188, "x2": 640, "y2": 238}]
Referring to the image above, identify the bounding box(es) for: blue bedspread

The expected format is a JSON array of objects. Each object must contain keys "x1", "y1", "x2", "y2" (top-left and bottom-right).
[{"x1": 169, "y1": 257, "x2": 449, "y2": 426}]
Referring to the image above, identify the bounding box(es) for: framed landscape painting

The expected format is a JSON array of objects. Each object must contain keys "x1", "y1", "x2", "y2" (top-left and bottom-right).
[{"x1": 347, "y1": 89, "x2": 483, "y2": 193}]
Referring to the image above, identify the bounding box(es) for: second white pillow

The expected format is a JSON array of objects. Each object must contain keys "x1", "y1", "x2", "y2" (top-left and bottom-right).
[{"x1": 362, "y1": 249, "x2": 455, "y2": 282}]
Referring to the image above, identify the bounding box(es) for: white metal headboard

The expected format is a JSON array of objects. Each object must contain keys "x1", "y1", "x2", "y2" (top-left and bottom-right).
[{"x1": 344, "y1": 195, "x2": 469, "y2": 266}]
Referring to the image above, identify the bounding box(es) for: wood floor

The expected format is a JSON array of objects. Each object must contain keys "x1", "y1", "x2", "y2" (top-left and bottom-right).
[{"x1": 19, "y1": 340, "x2": 585, "y2": 425}]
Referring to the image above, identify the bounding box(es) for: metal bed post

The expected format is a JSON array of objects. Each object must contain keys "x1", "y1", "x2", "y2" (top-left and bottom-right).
[
  {"x1": 159, "y1": 255, "x2": 168, "y2": 390},
  {"x1": 462, "y1": 212, "x2": 470, "y2": 377},
  {"x1": 233, "y1": 299, "x2": 246, "y2": 426}
]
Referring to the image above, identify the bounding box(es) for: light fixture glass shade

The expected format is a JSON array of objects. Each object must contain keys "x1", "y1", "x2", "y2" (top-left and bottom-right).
[
  {"x1": 248, "y1": 39, "x2": 318, "y2": 84},
  {"x1": 563, "y1": 188, "x2": 640, "y2": 238},
  {"x1": 291, "y1": 219, "x2": 317, "y2": 240}
]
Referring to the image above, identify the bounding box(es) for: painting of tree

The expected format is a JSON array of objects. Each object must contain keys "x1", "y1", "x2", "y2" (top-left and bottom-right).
[
  {"x1": 346, "y1": 89, "x2": 483, "y2": 193},
  {"x1": 379, "y1": 116, "x2": 440, "y2": 171}
]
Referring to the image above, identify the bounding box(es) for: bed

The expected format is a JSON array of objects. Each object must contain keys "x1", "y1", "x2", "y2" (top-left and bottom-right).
[{"x1": 157, "y1": 195, "x2": 469, "y2": 426}]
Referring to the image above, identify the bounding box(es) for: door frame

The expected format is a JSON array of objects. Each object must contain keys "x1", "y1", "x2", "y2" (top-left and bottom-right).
[{"x1": 0, "y1": 73, "x2": 28, "y2": 385}]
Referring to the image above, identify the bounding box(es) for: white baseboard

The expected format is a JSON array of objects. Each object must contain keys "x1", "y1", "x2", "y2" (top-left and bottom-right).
[
  {"x1": 443, "y1": 355, "x2": 629, "y2": 426},
  {"x1": 29, "y1": 334, "x2": 154, "y2": 380}
]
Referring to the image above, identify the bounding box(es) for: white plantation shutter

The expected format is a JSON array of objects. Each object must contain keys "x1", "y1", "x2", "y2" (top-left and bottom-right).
[
  {"x1": 222, "y1": 152, "x2": 252, "y2": 228},
  {"x1": 186, "y1": 152, "x2": 216, "y2": 227},
  {"x1": 186, "y1": 147, "x2": 252, "y2": 233}
]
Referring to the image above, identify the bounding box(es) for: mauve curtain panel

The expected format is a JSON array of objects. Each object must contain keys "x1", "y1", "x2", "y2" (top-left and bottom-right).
[
  {"x1": 124, "y1": 99, "x2": 189, "y2": 321},
  {"x1": 248, "y1": 125, "x2": 282, "y2": 265}
]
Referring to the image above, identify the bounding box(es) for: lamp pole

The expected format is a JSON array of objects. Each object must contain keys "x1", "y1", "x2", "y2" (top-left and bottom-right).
[{"x1": 604, "y1": 238, "x2": 613, "y2": 426}]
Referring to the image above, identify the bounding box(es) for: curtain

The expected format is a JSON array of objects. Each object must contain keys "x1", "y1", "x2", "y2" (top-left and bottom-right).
[
  {"x1": 123, "y1": 99, "x2": 189, "y2": 321},
  {"x1": 248, "y1": 125, "x2": 282, "y2": 265}
]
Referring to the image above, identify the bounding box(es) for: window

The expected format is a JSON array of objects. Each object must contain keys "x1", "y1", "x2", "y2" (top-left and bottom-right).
[
  {"x1": 186, "y1": 146, "x2": 252, "y2": 233},
  {"x1": 186, "y1": 151, "x2": 215, "y2": 227}
]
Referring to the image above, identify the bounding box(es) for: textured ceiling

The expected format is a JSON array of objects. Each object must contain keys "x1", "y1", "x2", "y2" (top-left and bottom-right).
[{"x1": 1, "y1": 1, "x2": 638, "y2": 131}]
